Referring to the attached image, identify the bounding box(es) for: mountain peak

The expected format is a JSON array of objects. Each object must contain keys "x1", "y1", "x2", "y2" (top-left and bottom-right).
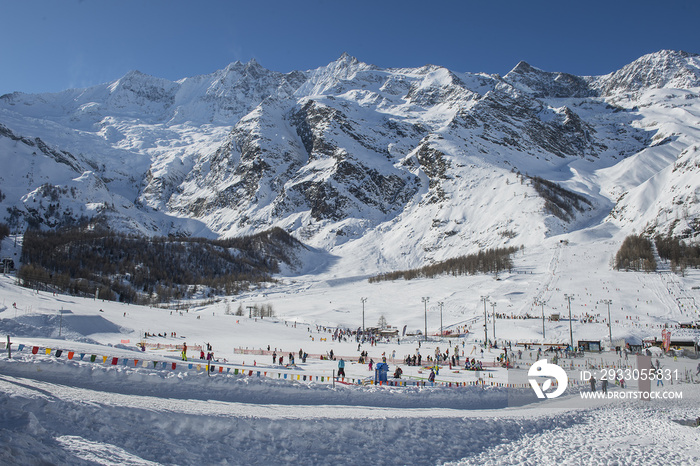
[
  {"x1": 326, "y1": 52, "x2": 372, "y2": 74},
  {"x1": 596, "y1": 49, "x2": 700, "y2": 96},
  {"x1": 504, "y1": 61, "x2": 594, "y2": 98},
  {"x1": 337, "y1": 52, "x2": 358, "y2": 63},
  {"x1": 245, "y1": 57, "x2": 262, "y2": 68},
  {"x1": 509, "y1": 60, "x2": 539, "y2": 75}
]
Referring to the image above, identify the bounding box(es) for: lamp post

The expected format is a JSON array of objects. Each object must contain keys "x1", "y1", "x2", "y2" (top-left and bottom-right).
[
  {"x1": 603, "y1": 299, "x2": 613, "y2": 347},
  {"x1": 481, "y1": 295, "x2": 489, "y2": 346},
  {"x1": 438, "y1": 301, "x2": 444, "y2": 338},
  {"x1": 564, "y1": 294, "x2": 574, "y2": 350},
  {"x1": 422, "y1": 297, "x2": 429, "y2": 342},
  {"x1": 361, "y1": 297, "x2": 367, "y2": 334},
  {"x1": 421, "y1": 296, "x2": 430, "y2": 341},
  {"x1": 535, "y1": 300, "x2": 546, "y2": 339},
  {"x1": 490, "y1": 301, "x2": 497, "y2": 341}
]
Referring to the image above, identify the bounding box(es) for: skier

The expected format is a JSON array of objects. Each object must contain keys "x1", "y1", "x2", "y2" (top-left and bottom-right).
[
  {"x1": 272, "y1": 351, "x2": 277, "y2": 364},
  {"x1": 368, "y1": 358, "x2": 374, "y2": 371},
  {"x1": 181, "y1": 342, "x2": 187, "y2": 361},
  {"x1": 601, "y1": 378, "x2": 608, "y2": 394},
  {"x1": 655, "y1": 363, "x2": 664, "y2": 387},
  {"x1": 696, "y1": 362, "x2": 700, "y2": 376},
  {"x1": 428, "y1": 368, "x2": 435, "y2": 383},
  {"x1": 589, "y1": 375, "x2": 596, "y2": 392},
  {"x1": 338, "y1": 358, "x2": 346, "y2": 378}
]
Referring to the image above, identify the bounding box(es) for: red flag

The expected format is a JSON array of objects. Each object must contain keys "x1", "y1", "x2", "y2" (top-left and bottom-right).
[
  {"x1": 111, "y1": 357, "x2": 118, "y2": 365},
  {"x1": 32, "y1": 346, "x2": 39, "y2": 355},
  {"x1": 67, "y1": 351, "x2": 74, "y2": 360},
  {"x1": 171, "y1": 362, "x2": 177, "y2": 370}
]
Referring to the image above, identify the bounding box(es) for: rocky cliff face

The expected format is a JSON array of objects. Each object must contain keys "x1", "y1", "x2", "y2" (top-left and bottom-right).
[{"x1": 1, "y1": 50, "x2": 699, "y2": 271}]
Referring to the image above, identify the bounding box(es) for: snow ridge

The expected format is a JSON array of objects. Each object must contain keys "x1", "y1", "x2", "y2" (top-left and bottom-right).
[{"x1": 1, "y1": 50, "x2": 699, "y2": 274}]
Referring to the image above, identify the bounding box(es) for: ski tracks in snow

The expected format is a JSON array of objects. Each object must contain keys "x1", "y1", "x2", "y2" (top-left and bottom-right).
[{"x1": 448, "y1": 401, "x2": 700, "y2": 465}]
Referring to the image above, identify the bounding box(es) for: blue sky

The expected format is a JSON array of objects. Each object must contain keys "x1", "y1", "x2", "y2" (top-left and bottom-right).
[{"x1": 1, "y1": 0, "x2": 698, "y2": 96}]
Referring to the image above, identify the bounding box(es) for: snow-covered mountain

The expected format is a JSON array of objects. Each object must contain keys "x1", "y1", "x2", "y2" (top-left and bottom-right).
[{"x1": 1, "y1": 50, "x2": 699, "y2": 273}]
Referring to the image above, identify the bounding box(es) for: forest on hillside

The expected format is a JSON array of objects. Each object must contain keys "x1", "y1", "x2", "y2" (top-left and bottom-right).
[
  {"x1": 614, "y1": 234, "x2": 700, "y2": 274},
  {"x1": 655, "y1": 235, "x2": 700, "y2": 273},
  {"x1": 614, "y1": 235, "x2": 656, "y2": 272},
  {"x1": 530, "y1": 176, "x2": 592, "y2": 222},
  {"x1": 368, "y1": 246, "x2": 521, "y2": 283},
  {"x1": 17, "y1": 226, "x2": 302, "y2": 304}
]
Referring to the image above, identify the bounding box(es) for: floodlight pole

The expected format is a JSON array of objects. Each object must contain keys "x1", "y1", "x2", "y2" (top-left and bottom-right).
[
  {"x1": 438, "y1": 302, "x2": 444, "y2": 338},
  {"x1": 361, "y1": 297, "x2": 367, "y2": 334},
  {"x1": 603, "y1": 299, "x2": 613, "y2": 347},
  {"x1": 536, "y1": 300, "x2": 546, "y2": 339},
  {"x1": 565, "y1": 294, "x2": 574, "y2": 350},
  {"x1": 491, "y1": 301, "x2": 497, "y2": 341},
  {"x1": 422, "y1": 297, "x2": 429, "y2": 342},
  {"x1": 481, "y1": 295, "x2": 489, "y2": 346}
]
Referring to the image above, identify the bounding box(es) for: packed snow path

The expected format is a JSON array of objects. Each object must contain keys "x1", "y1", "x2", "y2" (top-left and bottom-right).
[{"x1": 1, "y1": 356, "x2": 699, "y2": 465}]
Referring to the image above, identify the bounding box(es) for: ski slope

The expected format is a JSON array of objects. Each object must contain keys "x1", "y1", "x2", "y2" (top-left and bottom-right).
[{"x1": 1, "y1": 223, "x2": 700, "y2": 465}]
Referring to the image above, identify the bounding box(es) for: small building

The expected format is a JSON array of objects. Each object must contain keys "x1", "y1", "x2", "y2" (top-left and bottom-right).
[
  {"x1": 669, "y1": 338, "x2": 699, "y2": 355},
  {"x1": 645, "y1": 331, "x2": 700, "y2": 355},
  {"x1": 379, "y1": 328, "x2": 399, "y2": 338},
  {"x1": 1, "y1": 258, "x2": 14, "y2": 271},
  {"x1": 577, "y1": 340, "x2": 601, "y2": 352}
]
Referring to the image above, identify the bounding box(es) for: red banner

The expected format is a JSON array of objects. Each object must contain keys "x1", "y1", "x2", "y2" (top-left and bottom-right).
[{"x1": 662, "y1": 329, "x2": 671, "y2": 352}]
